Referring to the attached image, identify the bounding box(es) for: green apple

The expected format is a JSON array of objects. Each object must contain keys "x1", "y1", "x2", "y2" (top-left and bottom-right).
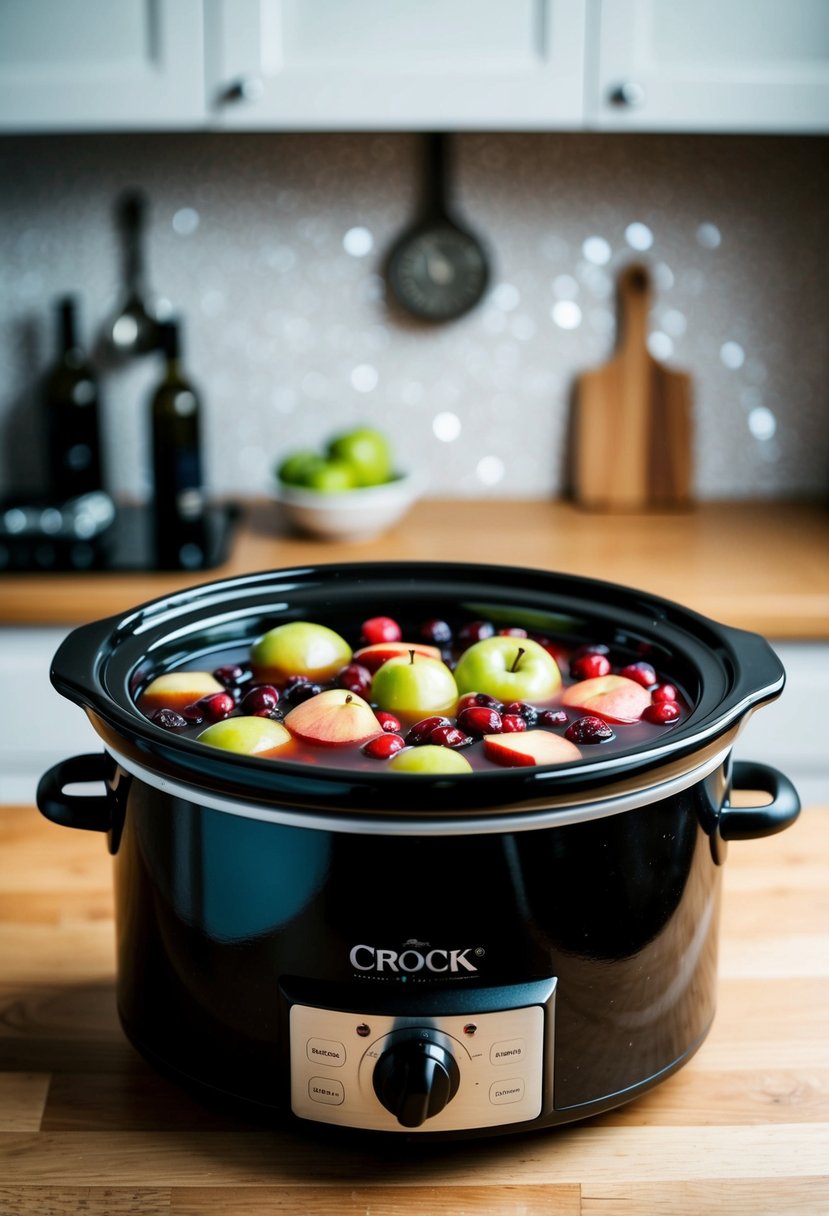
[
  {"x1": 198, "y1": 716, "x2": 291, "y2": 756},
  {"x1": 250, "y1": 621, "x2": 352, "y2": 684},
  {"x1": 387, "y1": 745, "x2": 473, "y2": 774},
  {"x1": 370, "y1": 651, "x2": 458, "y2": 724},
  {"x1": 277, "y1": 450, "x2": 324, "y2": 486},
  {"x1": 454, "y1": 637, "x2": 562, "y2": 703},
  {"x1": 141, "y1": 670, "x2": 224, "y2": 712},
  {"x1": 283, "y1": 688, "x2": 382, "y2": 746},
  {"x1": 305, "y1": 457, "x2": 357, "y2": 493},
  {"x1": 327, "y1": 427, "x2": 392, "y2": 487}
]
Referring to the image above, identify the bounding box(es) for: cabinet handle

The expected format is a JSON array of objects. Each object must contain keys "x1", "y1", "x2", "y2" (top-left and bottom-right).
[
  {"x1": 218, "y1": 75, "x2": 265, "y2": 106},
  {"x1": 608, "y1": 81, "x2": 646, "y2": 108}
]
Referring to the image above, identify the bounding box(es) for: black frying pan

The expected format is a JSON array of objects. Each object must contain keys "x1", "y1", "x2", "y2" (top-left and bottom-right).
[{"x1": 386, "y1": 134, "x2": 490, "y2": 323}]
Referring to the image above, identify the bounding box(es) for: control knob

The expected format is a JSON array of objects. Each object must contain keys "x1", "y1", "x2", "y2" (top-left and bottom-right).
[{"x1": 372, "y1": 1035, "x2": 460, "y2": 1128}]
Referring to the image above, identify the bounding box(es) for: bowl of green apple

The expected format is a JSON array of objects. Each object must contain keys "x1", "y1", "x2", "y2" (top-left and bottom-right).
[{"x1": 273, "y1": 427, "x2": 423, "y2": 542}]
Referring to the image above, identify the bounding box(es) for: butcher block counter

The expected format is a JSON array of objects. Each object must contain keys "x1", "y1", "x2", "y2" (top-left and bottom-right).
[
  {"x1": 1, "y1": 800, "x2": 827, "y2": 1215},
  {"x1": 2, "y1": 498, "x2": 829, "y2": 637}
]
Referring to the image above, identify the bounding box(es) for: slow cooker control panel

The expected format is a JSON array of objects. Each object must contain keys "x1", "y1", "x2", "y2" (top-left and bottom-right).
[{"x1": 288, "y1": 989, "x2": 554, "y2": 1133}]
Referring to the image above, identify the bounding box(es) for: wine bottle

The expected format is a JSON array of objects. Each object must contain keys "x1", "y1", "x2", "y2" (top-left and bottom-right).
[
  {"x1": 150, "y1": 319, "x2": 206, "y2": 570},
  {"x1": 44, "y1": 296, "x2": 104, "y2": 500}
]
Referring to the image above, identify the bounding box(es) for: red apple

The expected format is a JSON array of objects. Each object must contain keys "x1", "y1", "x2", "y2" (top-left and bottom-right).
[
  {"x1": 483, "y1": 730, "x2": 582, "y2": 768},
  {"x1": 353, "y1": 640, "x2": 442, "y2": 673},
  {"x1": 560, "y1": 674, "x2": 650, "y2": 723},
  {"x1": 283, "y1": 688, "x2": 383, "y2": 746}
]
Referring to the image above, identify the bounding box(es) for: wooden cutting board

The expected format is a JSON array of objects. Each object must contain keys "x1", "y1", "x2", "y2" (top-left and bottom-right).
[{"x1": 572, "y1": 263, "x2": 693, "y2": 511}]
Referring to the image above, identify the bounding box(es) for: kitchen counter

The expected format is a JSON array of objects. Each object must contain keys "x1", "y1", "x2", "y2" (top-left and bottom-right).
[
  {"x1": 2, "y1": 499, "x2": 828, "y2": 637},
  {"x1": 1, "y1": 800, "x2": 827, "y2": 1214}
]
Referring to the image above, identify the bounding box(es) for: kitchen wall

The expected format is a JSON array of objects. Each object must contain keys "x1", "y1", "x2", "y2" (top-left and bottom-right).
[{"x1": 0, "y1": 131, "x2": 826, "y2": 503}]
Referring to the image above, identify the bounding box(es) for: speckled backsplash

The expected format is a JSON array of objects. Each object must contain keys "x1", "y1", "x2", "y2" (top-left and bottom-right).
[{"x1": 0, "y1": 131, "x2": 827, "y2": 502}]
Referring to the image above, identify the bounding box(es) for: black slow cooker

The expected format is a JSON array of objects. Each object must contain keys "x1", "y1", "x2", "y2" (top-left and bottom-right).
[{"x1": 37, "y1": 562, "x2": 800, "y2": 1140}]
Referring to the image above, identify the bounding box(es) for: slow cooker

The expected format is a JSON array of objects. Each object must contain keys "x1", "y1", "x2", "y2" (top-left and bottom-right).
[{"x1": 37, "y1": 562, "x2": 800, "y2": 1140}]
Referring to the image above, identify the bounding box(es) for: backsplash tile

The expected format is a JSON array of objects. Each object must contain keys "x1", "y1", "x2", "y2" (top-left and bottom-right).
[{"x1": 0, "y1": 132, "x2": 826, "y2": 502}]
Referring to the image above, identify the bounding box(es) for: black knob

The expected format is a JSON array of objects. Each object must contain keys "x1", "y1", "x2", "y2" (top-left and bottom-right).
[{"x1": 372, "y1": 1037, "x2": 460, "y2": 1128}]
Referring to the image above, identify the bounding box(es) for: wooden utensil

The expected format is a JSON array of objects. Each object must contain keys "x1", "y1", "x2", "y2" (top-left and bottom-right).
[{"x1": 572, "y1": 263, "x2": 693, "y2": 510}]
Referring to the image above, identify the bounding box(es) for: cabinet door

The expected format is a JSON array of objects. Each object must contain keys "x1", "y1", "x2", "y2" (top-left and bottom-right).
[
  {"x1": 206, "y1": 0, "x2": 586, "y2": 129},
  {"x1": 0, "y1": 0, "x2": 205, "y2": 132},
  {"x1": 590, "y1": 0, "x2": 829, "y2": 132}
]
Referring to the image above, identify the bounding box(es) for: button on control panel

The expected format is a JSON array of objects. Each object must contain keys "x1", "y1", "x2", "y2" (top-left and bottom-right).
[{"x1": 289, "y1": 990, "x2": 554, "y2": 1133}]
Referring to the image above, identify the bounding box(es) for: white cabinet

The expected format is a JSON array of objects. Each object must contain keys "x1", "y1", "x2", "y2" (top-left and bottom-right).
[
  {"x1": 590, "y1": 0, "x2": 829, "y2": 132},
  {"x1": 205, "y1": 0, "x2": 586, "y2": 130},
  {"x1": 0, "y1": 0, "x2": 205, "y2": 132}
]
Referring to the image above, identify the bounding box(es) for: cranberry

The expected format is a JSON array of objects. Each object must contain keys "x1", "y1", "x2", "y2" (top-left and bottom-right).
[
  {"x1": 376, "y1": 710, "x2": 402, "y2": 733},
  {"x1": 151, "y1": 708, "x2": 188, "y2": 730},
  {"x1": 620, "y1": 661, "x2": 657, "y2": 688},
  {"x1": 570, "y1": 653, "x2": 612, "y2": 680},
  {"x1": 361, "y1": 616, "x2": 401, "y2": 645},
  {"x1": 642, "y1": 701, "x2": 681, "y2": 724},
  {"x1": 213, "y1": 663, "x2": 247, "y2": 689},
  {"x1": 458, "y1": 705, "x2": 503, "y2": 736},
  {"x1": 334, "y1": 662, "x2": 373, "y2": 697},
  {"x1": 239, "y1": 684, "x2": 280, "y2": 716},
  {"x1": 181, "y1": 703, "x2": 206, "y2": 725},
  {"x1": 457, "y1": 691, "x2": 504, "y2": 713},
  {"x1": 652, "y1": 683, "x2": 678, "y2": 703},
  {"x1": 502, "y1": 700, "x2": 538, "y2": 725},
  {"x1": 572, "y1": 643, "x2": 610, "y2": 659},
  {"x1": 195, "y1": 691, "x2": 236, "y2": 722},
  {"x1": 501, "y1": 714, "x2": 528, "y2": 733},
  {"x1": 420, "y1": 618, "x2": 453, "y2": 645},
  {"x1": 538, "y1": 709, "x2": 568, "y2": 727},
  {"x1": 565, "y1": 715, "x2": 615, "y2": 744},
  {"x1": 406, "y1": 715, "x2": 452, "y2": 746},
  {"x1": 458, "y1": 620, "x2": 495, "y2": 647},
  {"x1": 429, "y1": 724, "x2": 472, "y2": 748},
  {"x1": 363, "y1": 733, "x2": 405, "y2": 759},
  {"x1": 498, "y1": 626, "x2": 528, "y2": 638},
  {"x1": 281, "y1": 680, "x2": 322, "y2": 706}
]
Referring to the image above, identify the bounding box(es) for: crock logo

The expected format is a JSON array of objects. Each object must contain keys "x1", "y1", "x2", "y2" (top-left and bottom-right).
[{"x1": 350, "y1": 941, "x2": 481, "y2": 974}]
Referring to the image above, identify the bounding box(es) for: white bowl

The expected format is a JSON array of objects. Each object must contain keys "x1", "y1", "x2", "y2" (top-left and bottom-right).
[{"x1": 273, "y1": 470, "x2": 424, "y2": 542}]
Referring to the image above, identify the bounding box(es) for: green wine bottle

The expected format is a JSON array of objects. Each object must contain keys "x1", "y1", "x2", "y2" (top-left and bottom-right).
[
  {"x1": 44, "y1": 296, "x2": 103, "y2": 500},
  {"x1": 150, "y1": 320, "x2": 206, "y2": 569}
]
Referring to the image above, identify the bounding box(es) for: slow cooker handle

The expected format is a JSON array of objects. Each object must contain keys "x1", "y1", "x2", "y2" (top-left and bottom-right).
[
  {"x1": 37, "y1": 753, "x2": 113, "y2": 833},
  {"x1": 720, "y1": 760, "x2": 801, "y2": 840}
]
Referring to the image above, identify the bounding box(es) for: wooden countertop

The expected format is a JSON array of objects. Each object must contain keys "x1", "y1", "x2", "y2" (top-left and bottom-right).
[
  {"x1": 2, "y1": 499, "x2": 828, "y2": 638},
  {"x1": 1, "y1": 802, "x2": 827, "y2": 1214}
]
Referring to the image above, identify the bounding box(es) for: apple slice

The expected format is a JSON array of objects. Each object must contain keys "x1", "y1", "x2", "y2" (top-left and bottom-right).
[
  {"x1": 353, "y1": 640, "x2": 442, "y2": 673},
  {"x1": 560, "y1": 675, "x2": 650, "y2": 723},
  {"x1": 483, "y1": 730, "x2": 581, "y2": 768},
  {"x1": 140, "y1": 671, "x2": 224, "y2": 713},
  {"x1": 388, "y1": 745, "x2": 473, "y2": 774},
  {"x1": 197, "y1": 716, "x2": 291, "y2": 756},
  {"x1": 283, "y1": 688, "x2": 383, "y2": 746}
]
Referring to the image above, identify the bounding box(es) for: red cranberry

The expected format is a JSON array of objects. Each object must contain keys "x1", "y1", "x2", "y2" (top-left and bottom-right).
[
  {"x1": 502, "y1": 700, "x2": 538, "y2": 725},
  {"x1": 642, "y1": 701, "x2": 681, "y2": 724},
  {"x1": 652, "y1": 683, "x2": 678, "y2": 703},
  {"x1": 363, "y1": 733, "x2": 405, "y2": 759},
  {"x1": 498, "y1": 626, "x2": 528, "y2": 638},
  {"x1": 620, "y1": 661, "x2": 657, "y2": 688},
  {"x1": 376, "y1": 710, "x2": 402, "y2": 733},
  {"x1": 538, "y1": 708, "x2": 568, "y2": 727},
  {"x1": 570, "y1": 653, "x2": 612, "y2": 680},
  {"x1": 458, "y1": 620, "x2": 495, "y2": 647},
  {"x1": 334, "y1": 662, "x2": 373, "y2": 697},
  {"x1": 501, "y1": 714, "x2": 528, "y2": 733},
  {"x1": 457, "y1": 691, "x2": 504, "y2": 713},
  {"x1": 429, "y1": 724, "x2": 471, "y2": 748},
  {"x1": 282, "y1": 680, "x2": 322, "y2": 706},
  {"x1": 572, "y1": 643, "x2": 610, "y2": 659},
  {"x1": 458, "y1": 705, "x2": 503, "y2": 736},
  {"x1": 406, "y1": 715, "x2": 452, "y2": 745},
  {"x1": 151, "y1": 708, "x2": 188, "y2": 730},
  {"x1": 420, "y1": 618, "x2": 453, "y2": 645},
  {"x1": 565, "y1": 715, "x2": 615, "y2": 744},
  {"x1": 239, "y1": 684, "x2": 280, "y2": 716},
  {"x1": 195, "y1": 691, "x2": 236, "y2": 722},
  {"x1": 361, "y1": 616, "x2": 401, "y2": 645},
  {"x1": 213, "y1": 663, "x2": 247, "y2": 689},
  {"x1": 181, "y1": 703, "x2": 206, "y2": 725}
]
